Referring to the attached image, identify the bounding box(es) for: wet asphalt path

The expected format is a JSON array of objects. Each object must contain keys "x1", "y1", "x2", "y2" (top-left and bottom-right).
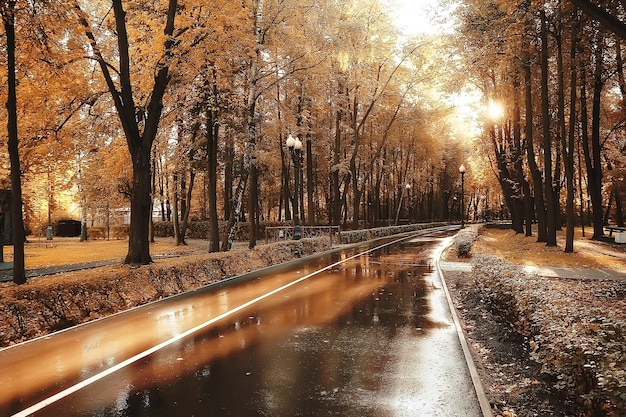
[{"x1": 0, "y1": 229, "x2": 483, "y2": 416}]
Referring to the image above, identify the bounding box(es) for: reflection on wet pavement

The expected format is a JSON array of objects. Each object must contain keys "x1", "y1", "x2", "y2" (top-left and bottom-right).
[{"x1": 4, "y1": 233, "x2": 481, "y2": 416}]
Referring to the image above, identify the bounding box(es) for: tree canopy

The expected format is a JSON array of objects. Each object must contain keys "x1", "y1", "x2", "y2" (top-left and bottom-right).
[{"x1": 2, "y1": 0, "x2": 625, "y2": 279}]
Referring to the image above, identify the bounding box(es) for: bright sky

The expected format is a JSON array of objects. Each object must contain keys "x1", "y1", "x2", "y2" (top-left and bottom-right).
[
  {"x1": 386, "y1": 0, "x2": 481, "y2": 137},
  {"x1": 386, "y1": 0, "x2": 484, "y2": 142},
  {"x1": 388, "y1": 0, "x2": 455, "y2": 36}
]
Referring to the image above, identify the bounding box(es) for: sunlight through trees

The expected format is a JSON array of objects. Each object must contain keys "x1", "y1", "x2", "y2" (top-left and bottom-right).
[{"x1": 1, "y1": 0, "x2": 625, "y2": 275}]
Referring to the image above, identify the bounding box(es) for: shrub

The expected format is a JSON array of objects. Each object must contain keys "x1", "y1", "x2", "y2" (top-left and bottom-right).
[
  {"x1": 85, "y1": 225, "x2": 128, "y2": 240},
  {"x1": 152, "y1": 221, "x2": 272, "y2": 240},
  {"x1": 339, "y1": 222, "x2": 448, "y2": 244},
  {"x1": 86, "y1": 226, "x2": 106, "y2": 239},
  {"x1": 454, "y1": 226, "x2": 478, "y2": 258},
  {"x1": 471, "y1": 255, "x2": 626, "y2": 415},
  {"x1": 152, "y1": 222, "x2": 174, "y2": 238}
]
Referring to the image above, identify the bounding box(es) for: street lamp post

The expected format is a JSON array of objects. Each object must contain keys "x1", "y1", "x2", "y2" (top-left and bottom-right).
[
  {"x1": 395, "y1": 183, "x2": 411, "y2": 226},
  {"x1": 286, "y1": 135, "x2": 302, "y2": 240},
  {"x1": 459, "y1": 164, "x2": 466, "y2": 228}
]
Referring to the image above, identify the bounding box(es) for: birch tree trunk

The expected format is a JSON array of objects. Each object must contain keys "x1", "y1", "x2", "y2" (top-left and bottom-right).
[{"x1": 221, "y1": 0, "x2": 264, "y2": 251}]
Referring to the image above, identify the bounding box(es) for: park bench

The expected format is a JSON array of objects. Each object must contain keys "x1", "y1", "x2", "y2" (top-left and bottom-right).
[
  {"x1": 605, "y1": 225, "x2": 626, "y2": 237},
  {"x1": 605, "y1": 225, "x2": 626, "y2": 243}
]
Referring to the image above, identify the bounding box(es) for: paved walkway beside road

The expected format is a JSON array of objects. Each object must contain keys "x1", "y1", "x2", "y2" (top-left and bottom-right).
[
  {"x1": 440, "y1": 264, "x2": 626, "y2": 284},
  {"x1": 0, "y1": 260, "x2": 119, "y2": 282},
  {"x1": 439, "y1": 233, "x2": 626, "y2": 281}
]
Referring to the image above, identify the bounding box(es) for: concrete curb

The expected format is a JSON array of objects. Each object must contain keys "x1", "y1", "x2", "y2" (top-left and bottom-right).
[{"x1": 435, "y1": 238, "x2": 493, "y2": 417}]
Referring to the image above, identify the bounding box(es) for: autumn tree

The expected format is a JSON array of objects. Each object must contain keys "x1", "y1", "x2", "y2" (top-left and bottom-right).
[
  {"x1": 2, "y1": 0, "x2": 25, "y2": 284},
  {"x1": 0, "y1": 0, "x2": 78, "y2": 280},
  {"x1": 165, "y1": 0, "x2": 251, "y2": 251},
  {"x1": 74, "y1": 0, "x2": 179, "y2": 264},
  {"x1": 220, "y1": 0, "x2": 323, "y2": 250},
  {"x1": 455, "y1": 1, "x2": 537, "y2": 234},
  {"x1": 220, "y1": 0, "x2": 264, "y2": 250}
]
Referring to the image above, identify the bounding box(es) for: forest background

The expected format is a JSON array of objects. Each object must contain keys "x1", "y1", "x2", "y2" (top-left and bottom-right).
[{"x1": 1, "y1": 0, "x2": 626, "y2": 284}]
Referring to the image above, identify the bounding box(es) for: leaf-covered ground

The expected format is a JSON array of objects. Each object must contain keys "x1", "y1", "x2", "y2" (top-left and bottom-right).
[
  {"x1": 1, "y1": 237, "x2": 208, "y2": 269},
  {"x1": 443, "y1": 227, "x2": 626, "y2": 417}
]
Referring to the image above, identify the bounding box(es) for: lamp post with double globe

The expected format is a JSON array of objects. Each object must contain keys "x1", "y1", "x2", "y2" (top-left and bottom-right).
[
  {"x1": 459, "y1": 164, "x2": 466, "y2": 228},
  {"x1": 286, "y1": 135, "x2": 303, "y2": 240}
]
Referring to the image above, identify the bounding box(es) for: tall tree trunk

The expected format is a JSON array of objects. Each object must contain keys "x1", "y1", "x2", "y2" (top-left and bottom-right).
[
  {"x1": 350, "y1": 94, "x2": 362, "y2": 230},
  {"x1": 524, "y1": 62, "x2": 548, "y2": 242},
  {"x1": 165, "y1": 173, "x2": 171, "y2": 222},
  {"x1": 577, "y1": 137, "x2": 587, "y2": 236},
  {"x1": 429, "y1": 165, "x2": 435, "y2": 220},
  {"x1": 158, "y1": 156, "x2": 166, "y2": 221},
  {"x1": 222, "y1": 83, "x2": 255, "y2": 250},
  {"x1": 374, "y1": 160, "x2": 384, "y2": 225},
  {"x1": 206, "y1": 82, "x2": 220, "y2": 252},
  {"x1": 173, "y1": 122, "x2": 184, "y2": 246},
  {"x1": 172, "y1": 172, "x2": 181, "y2": 244},
  {"x1": 556, "y1": 22, "x2": 567, "y2": 240},
  {"x1": 3, "y1": 0, "x2": 25, "y2": 284},
  {"x1": 616, "y1": 39, "x2": 626, "y2": 99},
  {"x1": 248, "y1": 163, "x2": 258, "y2": 249},
  {"x1": 513, "y1": 73, "x2": 533, "y2": 236},
  {"x1": 581, "y1": 36, "x2": 606, "y2": 240},
  {"x1": 614, "y1": 40, "x2": 626, "y2": 227},
  {"x1": 306, "y1": 130, "x2": 315, "y2": 225},
  {"x1": 180, "y1": 170, "x2": 188, "y2": 241},
  {"x1": 275, "y1": 79, "x2": 288, "y2": 222},
  {"x1": 331, "y1": 91, "x2": 342, "y2": 226},
  {"x1": 275, "y1": 83, "x2": 290, "y2": 222},
  {"x1": 564, "y1": 15, "x2": 579, "y2": 253},
  {"x1": 491, "y1": 122, "x2": 523, "y2": 232},
  {"x1": 223, "y1": 130, "x2": 234, "y2": 221},
  {"x1": 149, "y1": 151, "x2": 156, "y2": 243},
  {"x1": 281, "y1": 134, "x2": 291, "y2": 221},
  {"x1": 295, "y1": 86, "x2": 308, "y2": 227},
  {"x1": 179, "y1": 170, "x2": 195, "y2": 245},
  {"x1": 350, "y1": 161, "x2": 361, "y2": 229},
  {"x1": 126, "y1": 151, "x2": 154, "y2": 263},
  {"x1": 298, "y1": 150, "x2": 305, "y2": 227},
  {"x1": 590, "y1": 40, "x2": 606, "y2": 239},
  {"x1": 541, "y1": 9, "x2": 557, "y2": 246}
]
